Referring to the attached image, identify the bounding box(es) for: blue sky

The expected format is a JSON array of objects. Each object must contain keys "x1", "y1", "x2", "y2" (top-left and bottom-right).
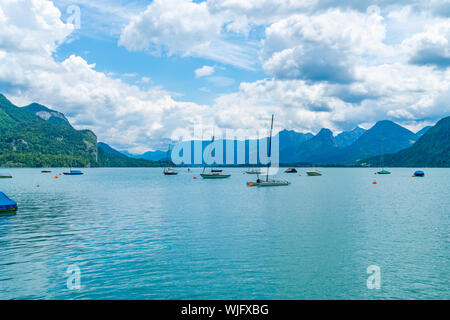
[{"x1": 0, "y1": 0, "x2": 449, "y2": 153}]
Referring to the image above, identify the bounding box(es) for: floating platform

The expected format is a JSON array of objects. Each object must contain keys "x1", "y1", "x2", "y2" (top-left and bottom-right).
[{"x1": 0, "y1": 192, "x2": 18, "y2": 213}]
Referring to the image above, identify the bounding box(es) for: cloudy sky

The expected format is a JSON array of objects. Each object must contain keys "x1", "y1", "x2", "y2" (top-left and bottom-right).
[{"x1": 0, "y1": 0, "x2": 449, "y2": 153}]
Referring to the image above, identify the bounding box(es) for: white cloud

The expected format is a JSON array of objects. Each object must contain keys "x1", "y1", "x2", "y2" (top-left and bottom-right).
[
  {"x1": 0, "y1": 0, "x2": 212, "y2": 152},
  {"x1": 195, "y1": 65, "x2": 215, "y2": 78},
  {"x1": 1, "y1": 0, "x2": 449, "y2": 152}
]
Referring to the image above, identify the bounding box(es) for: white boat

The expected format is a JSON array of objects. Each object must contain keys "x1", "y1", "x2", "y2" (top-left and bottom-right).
[
  {"x1": 245, "y1": 168, "x2": 262, "y2": 174},
  {"x1": 247, "y1": 115, "x2": 290, "y2": 187},
  {"x1": 163, "y1": 168, "x2": 178, "y2": 175},
  {"x1": 163, "y1": 144, "x2": 178, "y2": 175}
]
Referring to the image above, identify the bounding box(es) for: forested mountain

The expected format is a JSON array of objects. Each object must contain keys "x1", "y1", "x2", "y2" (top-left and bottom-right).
[{"x1": 360, "y1": 116, "x2": 450, "y2": 167}]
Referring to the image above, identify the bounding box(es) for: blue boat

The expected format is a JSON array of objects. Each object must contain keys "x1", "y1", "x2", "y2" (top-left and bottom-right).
[
  {"x1": 63, "y1": 170, "x2": 84, "y2": 175},
  {"x1": 0, "y1": 192, "x2": 18, "y2": 213},
  {"x1": 413, "y1": 170, "x2": 425, "y2": 177}
]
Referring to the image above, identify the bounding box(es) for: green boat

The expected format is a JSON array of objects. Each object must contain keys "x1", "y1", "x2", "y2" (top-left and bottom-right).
[
  {"x1": 377, "y1": 170, "x2": 391, "y2": 174},
  {"x1": 306, "y1": 169, "x2": 322, "y2": 176}
]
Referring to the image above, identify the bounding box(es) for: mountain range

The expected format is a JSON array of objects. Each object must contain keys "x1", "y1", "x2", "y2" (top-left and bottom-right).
[{"x1": 0, "y1": 93, "x2": 448, "y2": 167}]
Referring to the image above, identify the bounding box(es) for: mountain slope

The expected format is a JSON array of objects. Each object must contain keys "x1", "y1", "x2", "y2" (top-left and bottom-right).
[
  {"x1": 335, "y1": 126, "x2": 366, "y2": 148},
  {"x1": 0, "y1": 94, "x2": 98, "y2": 167},
  {"x1": 23, "y1": 103, "x2": 72, "y2": 127},
  {"x1": 416, "y1": 126, "x2": 432, "y2": 138},
  {"x1": 126, "y1": 150, "x2": 168, "y2": 161},
  {"x1": 360, "y1": 116, "x2": 450, "y2": 167},
  {"x1": 278, "y1": 129, "x2": 313, "y2": 163},
  {"x1": 330, "y1": 120, "x2": 417, "y2": 164},
  {"x1": 97, "y1": 143, "x2": 163, "y2": 167},
  {"x1": 291, "y1": 128, "x2": 339, "y2": 163}
]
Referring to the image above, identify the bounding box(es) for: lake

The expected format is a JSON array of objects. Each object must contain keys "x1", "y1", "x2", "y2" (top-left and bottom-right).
[{"x1": 0, "y1": 168, "x2": 448, "y2": 299}]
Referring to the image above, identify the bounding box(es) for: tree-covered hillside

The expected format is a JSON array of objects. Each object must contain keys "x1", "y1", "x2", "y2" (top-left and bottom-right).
[{"x1": 0, "y1": 94, "x2": 160, "y2": 167}]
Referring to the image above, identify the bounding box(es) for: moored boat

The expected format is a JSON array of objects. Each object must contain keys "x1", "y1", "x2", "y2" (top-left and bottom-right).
[
  {"x1": 163, "y1": 168, "x2": 178, "y2": 175},
  {"x1": 284, "y1": 168, "x2": 297, "y2": 173},
  {"x1": 245, "y1": 168, "x2": 262, "y2": 174},
  {"x1": 413, "y1": 170, "x2": 424, "y2": 177},
  {"x1": 247, "y1": 115, "x2": 290, "y2": 187},
  {"x1": 376, "y1": 169, "x2": 391, "y2": 174},
  {"x1": 201, "y1": 135, "x2": 231, "y2": 179},
  {"x1": 200, "y1": 172, "x2": 231, "y2": 179},
  {"x1": 247, "y1": 178, "x2": 290, "y2": 187},
  {"x1": 41, "y1": 170, "x2": 52, "y2": 173},
  {"x1": 63, "y1": 170, "x2": 83, "y2": 175},
  {"x1": 0, "y1": 192, "x2": 17, "y2": 213},
  {"x1": 0, "y1": 173, "x2": 12, "y2": 179},
  {"x1": 306, "y1": 169, "x2": 322, "y2": 176},
  {"x1": 163, "y1": 144, "x2": 178, "y2": 175}
]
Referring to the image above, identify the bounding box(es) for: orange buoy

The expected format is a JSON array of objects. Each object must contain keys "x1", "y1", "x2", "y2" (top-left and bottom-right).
[
  {"x1": 372, "y1": 181, "x2": 377, "y2": 184},
  {"x1": 54, "y1": 176, "x2": 58, "y2": 179},
  {"x1": 193, "y1": 176, "x2": 197, "y2": 179},
  {"x1": 248, "y1": 183, "x2": 254, "y2": 187}
]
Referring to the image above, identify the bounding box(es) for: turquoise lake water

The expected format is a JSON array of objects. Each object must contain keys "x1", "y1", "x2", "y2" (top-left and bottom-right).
[{"x1": 0, "y1": 168, "x2": 448, "y2": 300}]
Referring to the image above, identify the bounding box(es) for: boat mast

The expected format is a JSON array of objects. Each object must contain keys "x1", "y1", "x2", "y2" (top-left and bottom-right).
[
  {"x1": 166, "y1": 144, "x2": 171, "y2": 170},
  {"x1": 266, "y1": 114, "x2": 274, "y2": 182},
  {"x1": 202, "y1": 134, "x2": 215, "y2": 174}
]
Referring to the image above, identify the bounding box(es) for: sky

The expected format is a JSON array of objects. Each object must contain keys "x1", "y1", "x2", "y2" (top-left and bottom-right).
[{"x1": 0, "y1": 0, "x2": 449, "y2": 153}]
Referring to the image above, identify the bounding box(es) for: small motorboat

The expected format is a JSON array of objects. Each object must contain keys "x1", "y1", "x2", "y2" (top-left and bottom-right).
[
  {"x1": 376, "y1": 169, "x2": 391, "y2": 174},
  {"x1": 41, "y1": 170, "x2": 52, "y2": 173},
  {"x1": 0, "y1": 174, "x2": 12, "y2": 179},
  {"x1": 306, "y1": 169, "x2": 322, "y2": 176},
  {"x1": 413, "y1": 170, "x2": 424, "y2": 177},
  {"x1": 245, "y1": 168, "x2": 262, "y2": 174},
  {"x1": 0, "y1": 192, "x2": 17, "y2": 213},
  {"x1": 163, "y1": 168, "x2": 178, "y2": 175},
  {"x1": 63, "y1": 170, "x2": 84, "y2": 175},
  {"x1": 284, "y1": 168, "x2": 297, "y2": 173}
]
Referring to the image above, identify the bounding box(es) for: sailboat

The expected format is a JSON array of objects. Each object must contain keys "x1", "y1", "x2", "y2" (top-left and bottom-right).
[
  {"x1": 247, "y1": 115, "x2": 290, "y2": 187},
  {"x1": 376, "y1": 137, "x2": 391, "y2": 174},
  {"x1": 63, "y1": 149, "x2": 84, "y2": 175},
  {"x1": 163, "y1": 144, "x2": 178, "y2": 175},
  {"x1": 200, "y1": 136, "x2": 230, "y2": 179}
]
